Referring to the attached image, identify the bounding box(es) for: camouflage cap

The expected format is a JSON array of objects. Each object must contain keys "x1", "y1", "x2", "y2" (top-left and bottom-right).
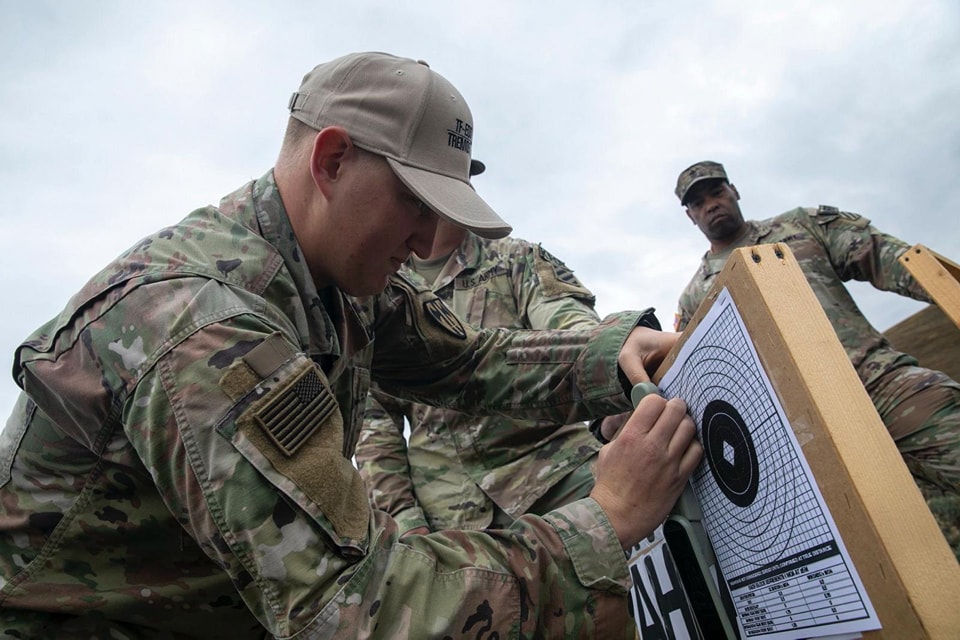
[
  {"x1": 675, "y1": 161, "x2": 728, "y2": 205},
  {"x1": 288, "y1": 52, "x2": 511, "y2": 239}
]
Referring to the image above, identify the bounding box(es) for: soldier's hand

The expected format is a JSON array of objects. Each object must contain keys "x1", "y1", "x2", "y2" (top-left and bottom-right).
[
  {"x1": 599, "y1": 412, "x2": 631, "y2": 442},
  {"x1": 589, "y1": 394, "x2": 702, "y2": 549},
  {"x1": 617, "y1": 327, "x2": 679, "y2": 386}
]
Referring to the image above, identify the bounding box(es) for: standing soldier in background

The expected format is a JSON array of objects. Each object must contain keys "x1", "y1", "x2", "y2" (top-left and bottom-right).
[
  {"x1": 356, "y1": 214, "x2": 608, "y2": 535},
  {"x1": 673, "y1": 160, "x2": 960, "y2": 557}
]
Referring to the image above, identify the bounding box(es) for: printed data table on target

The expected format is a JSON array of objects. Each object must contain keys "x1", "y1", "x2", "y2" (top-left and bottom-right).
[{"x1": 731, "y1": 542, "x2": 872, "y2": 635}]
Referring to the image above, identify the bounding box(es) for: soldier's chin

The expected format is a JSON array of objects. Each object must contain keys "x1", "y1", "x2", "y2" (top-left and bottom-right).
[{"x1": 709, "y1": 217, "x2": 736, "y2": 234}]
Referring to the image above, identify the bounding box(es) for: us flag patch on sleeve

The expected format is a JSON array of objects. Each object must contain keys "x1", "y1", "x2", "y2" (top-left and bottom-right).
[{"x1": 254, "y1": 366, "x2": 337, "y2": 457}]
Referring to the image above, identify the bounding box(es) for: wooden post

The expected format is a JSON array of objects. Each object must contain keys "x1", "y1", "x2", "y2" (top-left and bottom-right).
[
  {"x1": 898, "y1": 244, "x2": 960, "y2": 330},
  {"x1": 656, "y1": 243, "x2": 960, "y2": 639}
]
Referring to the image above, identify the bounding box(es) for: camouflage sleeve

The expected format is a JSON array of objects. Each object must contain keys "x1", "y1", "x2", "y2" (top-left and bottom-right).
[
  {"x1": 521, "y1": 242, "x2": 600, "y2": 330},
  {"x1": 675, "y1": 274, "x2": 705, "y2": 331},
  {"x1": 124, "y1": 305, "x2": 634, "y2": 637},
  {"x1": 812, "y1": 206, "x2": 932, "y2": 302},
  {"x1": 370, "y1": 274, "x2": 638, "y2": 422},
  {"x1": 355, "y1": 390, "x2": 429, "y2": 534},
  {"x1": 365, "y1": 498, "x2": 635, "y2": 638}
]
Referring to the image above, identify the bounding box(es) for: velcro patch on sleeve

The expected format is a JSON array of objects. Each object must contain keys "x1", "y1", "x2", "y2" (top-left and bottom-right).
[
  {"x1": 235, "y1": 358, "x2": 370, "y2": 543},
  {"x1": 535, "y1": 244, "x2": 594, "y2": 300},
  {"x1": 219, "y1": 333, "x2": 299, "y2": 402},
  {"x1": 813, "y1": 205, "x2": 868, "y2": 227},
  {"x1": 254, "y1": 366, "x2": 337, "y2": 457},
  {"x1": 244, "y1": 331, "x2": 297, "y2": 377}
]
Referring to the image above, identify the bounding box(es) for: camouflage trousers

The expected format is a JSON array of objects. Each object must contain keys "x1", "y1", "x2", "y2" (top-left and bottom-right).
[
  {"x1": 490, "y1": 457, "x2": 597, "y2": 526},
  {"x1": 866, "y1": 364, "x2": 960, "y2": 560},
  {"x1": 0, "y1": 609, "x2": 222, "y2": 640},
  {"x1": 866, "y1": 364, "x2": 960, "y2": 492}
]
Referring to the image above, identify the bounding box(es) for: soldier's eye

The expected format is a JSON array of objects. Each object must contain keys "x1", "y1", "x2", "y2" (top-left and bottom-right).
[
  {"x1": 414, "y1": 198, "x2": 431, "y2": 216},
  {"x1": 402, "y1": 189, "x2": 431, "y2": 217}
]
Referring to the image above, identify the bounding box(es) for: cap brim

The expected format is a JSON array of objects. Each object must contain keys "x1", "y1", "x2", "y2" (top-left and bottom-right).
[{"x1": 387, "y1": 158, "x2": 511, "y2": 239}]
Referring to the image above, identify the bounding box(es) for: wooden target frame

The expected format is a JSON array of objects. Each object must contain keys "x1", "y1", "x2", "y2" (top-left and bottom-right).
[
  {"x1": 898, "y1": 244, "x2": 960, "y2": 330},
  {"x1": 653, "y1": 243, "x2": 960, "y2": 639}
]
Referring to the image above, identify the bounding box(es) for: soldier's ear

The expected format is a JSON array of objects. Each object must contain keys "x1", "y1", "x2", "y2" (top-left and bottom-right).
[
  {"x1": 310, "y1": 127, "x2": 352, "y2": 190},
  {"x1": 729, "y1": 183, "x2": 740, "y2": 200},
  {"x1": 685, "y1": 208, "x2": 695, "y2": 224}
]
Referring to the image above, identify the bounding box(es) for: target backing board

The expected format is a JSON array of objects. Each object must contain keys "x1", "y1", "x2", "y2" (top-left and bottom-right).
[{"x1": 654, "y1": 244, "x2": 960, "y2": 639}]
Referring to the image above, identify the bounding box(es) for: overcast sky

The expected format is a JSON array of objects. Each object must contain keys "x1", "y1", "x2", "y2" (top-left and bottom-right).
[{"x1": 2, "y1": 0, "x2": 958, "y2": 420}]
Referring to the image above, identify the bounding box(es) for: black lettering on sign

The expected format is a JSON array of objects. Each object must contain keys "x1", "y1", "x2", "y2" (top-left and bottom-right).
[
  {"x1": 631, "y1": 562, "x2": 668, "y2": 640},
  {"x1": 627, "y1": 538, "x2": 700, "y2": 639},
  {"x1": 645, "y1": 551, "x2": 699, "y2": 637}
]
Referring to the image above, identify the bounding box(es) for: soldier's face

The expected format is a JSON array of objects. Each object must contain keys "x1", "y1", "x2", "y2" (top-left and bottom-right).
[
  {"x1": 311, "y1": 150, "x2": 440, "y2": 296},
  {"x1": 684, "y1": 179, "x2": 745, "y2": 244}
]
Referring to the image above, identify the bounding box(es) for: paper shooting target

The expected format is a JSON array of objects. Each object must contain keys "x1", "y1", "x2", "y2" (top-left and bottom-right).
[
  {"x1": 659, "y1": 303, "x2": 832, "y2": 572},
  {"x1": 657, "y1": 287, "x2": 879, "y2": 638}
]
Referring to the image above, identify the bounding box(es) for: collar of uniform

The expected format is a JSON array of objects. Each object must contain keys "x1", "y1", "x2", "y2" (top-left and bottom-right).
[
  {"x1": 322, "y1": 289, "x2": 374, "y2": 384},
  {"x1": 459, "y1": 232, "x2": 486, "y2": 271},
  {"x1": 249, "y1": 169, "x2": 342, "y2": 361},
  {"x1": 701, "y1": 220, "x2": 771, "y2": 276},
  {"x1": 425, "y1": 231, "x2": 484, "y2": 292}
]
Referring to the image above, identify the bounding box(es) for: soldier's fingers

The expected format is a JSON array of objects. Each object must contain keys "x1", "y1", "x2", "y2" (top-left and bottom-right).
[
  {"x1": 618, "y1": 358, "x2": 649, "y2": 389},
  {"x1": 617, "y1": 326, "x2": 659, "y2": 386},
  {"x1": 644, "y1": 397, "x2": 690, "y2": 448},
  {"x1": 621, "y1": 393, "x2": 669, "y2": 439},
  {"x1": 601, "y1": 412, "x2": 631, "y2": 442},
  {"x1": 676, "y1": 420, "x2": 703, "y2": 474}
]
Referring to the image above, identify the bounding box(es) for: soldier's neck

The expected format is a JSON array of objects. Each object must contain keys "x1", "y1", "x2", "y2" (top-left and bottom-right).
[{"x1": 709, "y1": 224, "x2": 751, "y2": 254}]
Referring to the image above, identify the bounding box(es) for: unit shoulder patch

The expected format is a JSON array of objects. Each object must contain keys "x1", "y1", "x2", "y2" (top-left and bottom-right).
[
  {"x1": 423, "y1": 298, "x2": 468, "y2": 339},
  {"x1": 812, "y1": 204, "x2": 865, "y2": 225},
  {"x1": 535, "y1": 244, "x2": 594, "y2": 300}
]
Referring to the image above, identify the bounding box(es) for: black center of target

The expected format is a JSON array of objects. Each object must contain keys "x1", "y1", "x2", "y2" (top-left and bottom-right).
[{"x1": 701, "y1": 399, "x2": 759, "y2": 507}]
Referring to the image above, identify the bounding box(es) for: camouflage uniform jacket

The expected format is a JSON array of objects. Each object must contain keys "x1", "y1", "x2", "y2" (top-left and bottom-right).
[
  {"x1": 356, "y1": 233, "x2": 604, "y2": 532},
  {"x1": 676, "y1": 206, "x2": 931, "y2": 386},
  {"x1": 0, "y1": 171, "x2": 648, "y2": 639}
]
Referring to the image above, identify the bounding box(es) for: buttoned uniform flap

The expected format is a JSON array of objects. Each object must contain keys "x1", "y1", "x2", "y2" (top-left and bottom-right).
[{"x1": 217, "y1": 332, "x2": 370, "y2": 550}]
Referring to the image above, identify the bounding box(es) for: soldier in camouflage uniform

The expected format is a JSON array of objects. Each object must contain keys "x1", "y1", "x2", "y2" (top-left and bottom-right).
[
  {"x1": 356, "y1": 218, "x2": 606, "y2": 535},
  {"x1": 673, "y1": 161, "x2": 960, "y2": 556},
  {"x1": 0, "y1": 52, "x2": 703, "y2": 638}
]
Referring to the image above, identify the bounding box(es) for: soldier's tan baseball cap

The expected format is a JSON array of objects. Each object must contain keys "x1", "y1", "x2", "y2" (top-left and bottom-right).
[
  {"x1": 288, "y1": 52, "x2": 510, "y2": 239},
  {"x1": 675, "y1": 160, "x2": 728, "y2": 205}
]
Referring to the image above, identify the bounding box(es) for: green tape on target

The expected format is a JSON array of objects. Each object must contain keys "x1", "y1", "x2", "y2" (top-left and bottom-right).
[{"x1": 630, "y1": 381, "x2": 661, "y2": 408}]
